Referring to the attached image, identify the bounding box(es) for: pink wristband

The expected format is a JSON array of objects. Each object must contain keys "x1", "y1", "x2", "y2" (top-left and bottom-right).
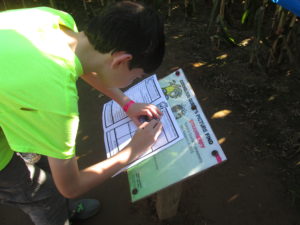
[{"x1": 123, "y1": 100, "x2": 135, "y2": 112}]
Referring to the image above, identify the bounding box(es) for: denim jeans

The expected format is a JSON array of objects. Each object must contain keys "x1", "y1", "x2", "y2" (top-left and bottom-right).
[{"x1": 0, "y1": 153, "x2": 70, "y2": 225}]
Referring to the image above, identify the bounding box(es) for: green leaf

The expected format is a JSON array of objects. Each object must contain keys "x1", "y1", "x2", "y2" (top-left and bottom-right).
[{"x1": 241, "y1": 9, "x2": 249, "y2": 24}]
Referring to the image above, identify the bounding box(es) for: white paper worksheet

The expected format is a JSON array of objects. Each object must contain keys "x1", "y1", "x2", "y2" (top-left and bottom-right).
[{"x1": 102, "y1": 75, "x2": 184, "y2": 171}]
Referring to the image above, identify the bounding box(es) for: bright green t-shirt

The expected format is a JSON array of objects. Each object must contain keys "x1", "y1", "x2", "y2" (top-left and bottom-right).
[{"x1": 0, "y1": 7, "x2": 83, "y2": 170}]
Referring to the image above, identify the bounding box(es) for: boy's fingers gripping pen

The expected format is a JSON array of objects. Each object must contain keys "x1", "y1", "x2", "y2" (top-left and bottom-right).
[{"x1": 138, "y1": 115, "x2": 150, "y2": 123}]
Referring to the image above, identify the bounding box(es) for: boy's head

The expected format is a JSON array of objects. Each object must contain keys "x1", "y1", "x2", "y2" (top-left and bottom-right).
[{"x1": 84, "y1": 1, "x2": 165, "y2": 75}]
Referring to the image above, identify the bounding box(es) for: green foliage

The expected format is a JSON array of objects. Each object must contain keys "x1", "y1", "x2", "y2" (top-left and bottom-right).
[{"x1": 241, "y1": 9, "x2": 249, "y2": 25}]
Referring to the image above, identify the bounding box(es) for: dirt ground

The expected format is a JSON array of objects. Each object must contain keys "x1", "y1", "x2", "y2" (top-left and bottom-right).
[{"x1": 1, "y1": 2, "x2": 300, "y2": 225}]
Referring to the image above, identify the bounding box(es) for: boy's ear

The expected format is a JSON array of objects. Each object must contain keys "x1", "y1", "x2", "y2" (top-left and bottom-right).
[{"x1": 111, "y1": 52, "x2": 132, "y2": 69}]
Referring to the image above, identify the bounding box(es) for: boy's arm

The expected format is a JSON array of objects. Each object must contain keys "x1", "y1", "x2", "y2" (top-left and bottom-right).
[
  {"x1": 48, "y1": 119, "x2": 162, "y2": 199},
  {"x1": 80, "y1": 73, "x2": 162, "y2": 125},
  {"x1": 48, "y1": 145, "x2": 131, "y2": 199}
]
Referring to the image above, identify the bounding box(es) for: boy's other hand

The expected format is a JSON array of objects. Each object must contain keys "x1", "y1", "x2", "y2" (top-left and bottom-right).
[{"x1": 126, "y1": 103, "x2": 163, "y2": 126}]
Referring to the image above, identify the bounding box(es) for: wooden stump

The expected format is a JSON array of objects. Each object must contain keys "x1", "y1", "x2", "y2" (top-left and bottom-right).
[{"x1": 156, "y1": 183, "x2": 183, "y2": 220}]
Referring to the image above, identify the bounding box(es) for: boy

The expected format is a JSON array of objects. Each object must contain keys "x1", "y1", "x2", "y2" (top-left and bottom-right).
[{"x1": 0, "y1": 1, "x2": 164, "y2": 224}]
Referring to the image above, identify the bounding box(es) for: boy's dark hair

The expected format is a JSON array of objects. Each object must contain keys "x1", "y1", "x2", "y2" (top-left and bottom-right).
[{"x1": 84, "y1": 1, "x2": 165, "y2": 74}]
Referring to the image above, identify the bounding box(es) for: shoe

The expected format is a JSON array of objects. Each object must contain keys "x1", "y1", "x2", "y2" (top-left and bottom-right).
[{"x1": 69, "y1": 198, "x2": 100, "y2": 220}]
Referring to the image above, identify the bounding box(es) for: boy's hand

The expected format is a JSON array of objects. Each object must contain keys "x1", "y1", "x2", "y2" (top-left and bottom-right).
[
  {"x1": 123, "y1": 119, "x2": 163, "y2": 163},
  {"x1": 126, "y1": 103, "x2": 163, "y2": 126}
]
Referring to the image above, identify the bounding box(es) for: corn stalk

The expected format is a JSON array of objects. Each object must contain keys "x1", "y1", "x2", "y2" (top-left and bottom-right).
[
  {"x1": 277, "y1": 15, "x2": 298, "y2": 68},
  {"x1": 49, "y1": 0, "x2": 56, "y2": 8},
  {"x1": 208, "y1": 0, "x2": 236, "y2": 48},
  {"x1": 241, "y1": 0, "x2": 261, "y2": 26},
  {"x1": 184, "y1": 0, "x2": 197, "y2": 18},
  {"x1": 208, "y1": 0, "x2": 220, "y2": 32},
  {"x1": 184, "y1": 0, "x2": 188, "y2": 18},
  {"x1": 267, "y1": 6, "x2": 298, "y2": 70},
  {"x1": 249, "y1": 6, "x2": 265, "y2": 71},
  {"x1": 99, "y1": 0, "x2": 105, "y2": 7},
  {"x1": 21, "y1": 0, "x2": 26, "y2": 8},
  {"x1": 82, "y1": 0, "x2": 87, "y2": 11},
  {"x1": 2, "y1": 0, "x2": 7, "y2": 10},
  {"x1": 168, "y1": 0, "x2": 171, "y2": 17}
]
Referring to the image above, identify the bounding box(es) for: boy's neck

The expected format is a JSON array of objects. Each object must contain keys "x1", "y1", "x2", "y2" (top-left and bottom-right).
[{"x1": 59, "y1": 25, "x2": 109, "y2": 75}]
